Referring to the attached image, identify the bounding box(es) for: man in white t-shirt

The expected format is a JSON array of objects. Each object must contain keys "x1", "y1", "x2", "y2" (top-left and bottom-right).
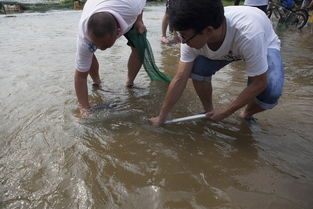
[
  {"x1": 75, "y1": 0, "x2": 146, "y2": 116},
  {"x1": 244, "y1": 0, "x2": 269, "y2": 13},
  {"x1": 150, "y1": 0, "x2": 284, "y2": 125}
]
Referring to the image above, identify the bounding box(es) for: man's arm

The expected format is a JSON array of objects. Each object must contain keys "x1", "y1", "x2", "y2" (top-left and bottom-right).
[
  {"x1": 75, "y1": 36, "x2": 96, "y2": 117},
  {"x1": 207, "y1": 32, "x2": 269, "y2": 121},
  {"x1": 150, "y1": 61, "x2": 193, "y2": 126},
  {"x1": 75, "y1": 70, "x2": 90, "y2": 116},
  {"x1": 207, "y1": 72, "x2": 267, "y2": 121}
]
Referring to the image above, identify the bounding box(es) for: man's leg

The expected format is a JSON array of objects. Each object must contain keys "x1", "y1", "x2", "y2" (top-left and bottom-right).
[
  {"x1": 234, "y1": 0, "x2": 240, "y2": 5},
  {"x1": 192, "y1": 80, "x2": 213, "y2": 112},
  {"x1": 161, "y1": 13, "x2": 170, "y2": 43},
  {"x1": 161, "y1": 0, "x2": 170, "y2": 43},
  {"x1": 126, "y1": 46, "x2": 142, "y2": 87},
  {"x1": 190, "y1": 56, "x2": 231, "y2": 112},
  {"x1": 239, "y1": 101, "x2": 265, "y2": 119},
  {"x1": 162, "y1": 13, "x2": 169, "y2": 38},
  {"x1": 241, "y1": 48, "x2": 284, "y2": 119},
  {"x1": 89, "y1": 54, "x2": 101, "y2": 86}
]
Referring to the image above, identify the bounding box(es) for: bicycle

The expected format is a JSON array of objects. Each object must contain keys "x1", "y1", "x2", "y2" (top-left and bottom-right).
[{"x1": 266, "y1": 0, "x2": 309, "y2": 29}]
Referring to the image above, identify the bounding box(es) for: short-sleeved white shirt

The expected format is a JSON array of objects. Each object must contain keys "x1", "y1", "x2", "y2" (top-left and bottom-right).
[
  {"x1": 75, "y1": 0, "x2": 146, "y2": 72},
  {"x1": 244, "y1": 0, "x2": 269, "y2": 6},
  {"x1": 180, "y1": 6, "x2": 280, "y2": 77}
]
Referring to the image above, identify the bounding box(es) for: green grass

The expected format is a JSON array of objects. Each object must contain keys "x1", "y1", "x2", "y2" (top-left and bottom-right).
[{"x1": 222, "y1": 0, "x2": 237, "y2": 6}]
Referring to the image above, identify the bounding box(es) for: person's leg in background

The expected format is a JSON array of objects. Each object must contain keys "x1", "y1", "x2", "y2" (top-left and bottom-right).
[
  {"x1": 161, "y1": 0, "x2": 170, "y2": 44},
  {"x1": 234, "y1": 0, "x2": 241, "y2": 5}
]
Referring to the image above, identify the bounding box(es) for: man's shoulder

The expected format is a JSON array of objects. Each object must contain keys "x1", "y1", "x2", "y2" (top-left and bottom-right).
[{"x1": 225, "y1": 6, "x2": 270, "y2": 35}]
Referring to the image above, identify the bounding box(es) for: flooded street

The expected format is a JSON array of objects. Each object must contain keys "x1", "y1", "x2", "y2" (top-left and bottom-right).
[{"x1": 1, "y1": 5, "x2": 313, "y2": 209}]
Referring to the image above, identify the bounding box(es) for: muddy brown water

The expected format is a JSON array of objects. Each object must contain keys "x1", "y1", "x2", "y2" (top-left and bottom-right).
[{"x1": 0, "y1": 5, "x2": 313, "y2": 209}]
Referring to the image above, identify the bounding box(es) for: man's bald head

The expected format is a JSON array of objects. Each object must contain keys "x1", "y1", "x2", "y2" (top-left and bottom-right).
[{"x1": 87, "y1": 12, "x2": 117, "y2": 38}]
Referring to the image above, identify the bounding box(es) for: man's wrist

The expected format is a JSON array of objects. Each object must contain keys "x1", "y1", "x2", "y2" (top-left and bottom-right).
[
  {"x1": 158, "y1": 111, "x2": 168, "y2": 123},
  {"x1": 224, "y1": 106, "x2": 235, "y2": 116}
]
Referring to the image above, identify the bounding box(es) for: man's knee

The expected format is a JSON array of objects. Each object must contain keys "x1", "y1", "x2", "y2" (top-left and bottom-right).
[
  {"x1": 256, "y1": 75, "x2": 284, "y2": 110},
  {"x1": 257, "y1": 49, "x2": 285, "y2": 109},
  {"x1": 192, "y1": 56, "x2": 211, "y2": 75},
  {"x1": 191, "y1": 56, "x2": 230, "y2": 82}
]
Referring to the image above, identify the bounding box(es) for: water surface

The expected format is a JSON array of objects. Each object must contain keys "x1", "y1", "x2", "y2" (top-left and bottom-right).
[{"x1": 0, "y1": 6, "x2": 313, "y2": 209}]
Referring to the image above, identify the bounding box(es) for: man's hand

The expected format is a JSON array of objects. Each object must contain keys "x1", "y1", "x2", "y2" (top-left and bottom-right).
[
  {"x1": 134, "y1": 21, "x2": 146, "y2": 34},
  {"x1": 149, "y1": 116, "x2": 165, "y2": 126},
  {"x1": 206, "y1": 108, "x2": 230, "y2": 122},
  {"x1": 134, "y1": 12, "x2": 146, "y2": 34},
  {"x1": 149, "y1": 61, "x2": 193, "y2": 126}
]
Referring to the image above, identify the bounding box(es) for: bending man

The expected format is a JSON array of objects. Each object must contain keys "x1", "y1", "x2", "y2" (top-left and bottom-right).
[
  {"x1": 75, "y1": 0, "x2": 146, "y2": 116},
  {"x1": 150, "y1": 0, "x2": 284, "y2": 125}
]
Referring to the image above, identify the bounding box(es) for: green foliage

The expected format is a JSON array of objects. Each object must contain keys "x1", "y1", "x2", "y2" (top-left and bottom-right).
[
  {"x1": 222, "y1": 0, "x2": 237, "y2": 6},
  {"x1": 60, "y1": 0, "x2": 74, "y2": 5}
]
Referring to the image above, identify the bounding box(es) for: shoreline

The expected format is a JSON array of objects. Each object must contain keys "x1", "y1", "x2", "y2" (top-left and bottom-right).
[{"x1": 0, "y1": 0, "x2": 235, "y2": 14}]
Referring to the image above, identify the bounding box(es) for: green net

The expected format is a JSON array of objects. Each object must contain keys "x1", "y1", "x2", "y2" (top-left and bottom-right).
[{"x1": 126, "y1": 28, "x2": 172, "y2": 83}]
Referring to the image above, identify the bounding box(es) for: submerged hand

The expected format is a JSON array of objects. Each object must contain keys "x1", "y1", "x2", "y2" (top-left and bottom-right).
[
  {"x1": 149, "y1": 116, "x2": 165, "y2": 126},
  {"x1": 206, "y1": 109, "x2": 229, "y2": 122}
]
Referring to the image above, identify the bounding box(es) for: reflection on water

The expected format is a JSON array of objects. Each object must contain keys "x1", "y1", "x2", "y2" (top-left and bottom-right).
[{"x1": 1, "y1": 6, "x2": 313, "y2": 209}]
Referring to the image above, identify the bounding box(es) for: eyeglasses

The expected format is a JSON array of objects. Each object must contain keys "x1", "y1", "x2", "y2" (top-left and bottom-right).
[{"x1": 178, "y1": 32, "x2": 199, "y2": 43}]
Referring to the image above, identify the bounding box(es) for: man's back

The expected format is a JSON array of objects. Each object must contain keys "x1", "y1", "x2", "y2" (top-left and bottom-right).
[
  {"x1": 79, "y1": 0, "x2": 146, "y2": 38},
  {"x1": 224, "y1": 6, "x2": 279, "y2": 50}
]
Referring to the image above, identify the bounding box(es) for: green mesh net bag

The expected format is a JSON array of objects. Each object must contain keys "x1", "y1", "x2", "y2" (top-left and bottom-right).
[{"x1": 126, "y1": 28, "x2": 172, "y2": 83}]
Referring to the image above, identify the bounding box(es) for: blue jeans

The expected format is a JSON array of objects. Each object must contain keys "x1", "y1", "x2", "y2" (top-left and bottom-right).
[{"x1": 191, "y1": 48, "x2": 284, "y2": 109}]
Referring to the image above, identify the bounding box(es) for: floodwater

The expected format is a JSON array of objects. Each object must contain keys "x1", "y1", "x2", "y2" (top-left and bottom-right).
[{"x1": 1, "y1": 5, "x2": 313, "y2": 209}]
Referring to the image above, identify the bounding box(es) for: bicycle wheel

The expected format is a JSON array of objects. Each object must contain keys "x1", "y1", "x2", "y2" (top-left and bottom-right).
[
  {"x1": 298, "y1": 9, "x2": 309, "y2": 17},
  {"x1": 267, "y1": 8, "x2": 273, "y2": 18},
  {"x1": 266, "y1": 1, "x2": 273, "y2": 18},
  {"x1": 293, "y1": 10, "x2": 309, "y2": 29}
]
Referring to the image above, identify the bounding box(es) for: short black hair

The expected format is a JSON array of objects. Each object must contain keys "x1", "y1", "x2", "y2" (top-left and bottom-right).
[
  {"x1": 87, "y1": 12, "x2": 117, "y2": 38},
  {"x1": 169, "y1": 0, "x2": 225, "y2": 32}
]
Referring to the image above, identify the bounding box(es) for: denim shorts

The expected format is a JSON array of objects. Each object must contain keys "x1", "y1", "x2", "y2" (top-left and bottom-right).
[{"x1": 191, "y1": 48, "x2": 284, "y2": 109}]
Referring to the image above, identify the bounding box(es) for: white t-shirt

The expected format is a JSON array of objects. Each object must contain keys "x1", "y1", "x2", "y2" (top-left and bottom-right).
[
  {"x1": 76, "y1": 0, "x2": 146, "y2": 72},
  {"x1": 244, "y1": 0, "x2": 269, "y2": 6},
  {"x1": 180, "y1": 6, "x2": 280, "y2": 77}
]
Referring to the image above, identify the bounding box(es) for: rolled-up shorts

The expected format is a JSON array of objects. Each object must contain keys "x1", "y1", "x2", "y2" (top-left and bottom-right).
[
  {"x1": 124, "y1": 28, "x2": 136, "y2": 48},
  {"x1": 190, "y1": 48, "x2": 284, "y2": 109}
]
